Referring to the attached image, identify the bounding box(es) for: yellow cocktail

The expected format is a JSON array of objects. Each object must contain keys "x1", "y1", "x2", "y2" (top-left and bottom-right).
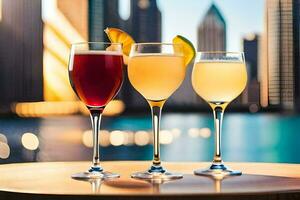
[
  {"x1": 127, "y1": 43, "x2": 189, "y2": 181},
  {"x1": 192, "y1": 61, "x2": 247, "y2": 107},
  {"x1": 128, "y1": 53, "x2": 185, "y2": 103},
  {"x1": 104, "y1": 29, "x2": 196, "y2": 181},
  {"x1": 192, "y1": 52, "x2": 247, "y2": 177}
]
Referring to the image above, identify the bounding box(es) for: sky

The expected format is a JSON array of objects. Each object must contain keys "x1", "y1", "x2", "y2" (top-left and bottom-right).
[{"x1": 120, "y1": 0, "x2": 265, "y2": 51}]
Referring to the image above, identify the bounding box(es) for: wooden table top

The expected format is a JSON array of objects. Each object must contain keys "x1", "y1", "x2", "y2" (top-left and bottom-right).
[{"x1": 1, "y1": 161, "x2": 300, "y2": 200}]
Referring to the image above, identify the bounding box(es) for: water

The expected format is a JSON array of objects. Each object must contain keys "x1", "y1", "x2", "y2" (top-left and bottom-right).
[{"x1": 0, "y1": 113, "x2": 300, "y2": 164}]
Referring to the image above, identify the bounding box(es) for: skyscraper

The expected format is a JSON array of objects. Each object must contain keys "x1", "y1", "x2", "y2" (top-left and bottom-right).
[
  {"x1": 125, "y1": 0, "x2": 161, "y2": 42},
  {"x1": 260, "y1": 0, "x2": 300, "y2": 110},
  {"x1": 243, "y1": 34, "x2": 259, "y2": 81},
  {"x1": 0, "y1": 0, "x2": 43, "y2": 109},
  {"x1": 88, "y1": 0, "x2": 162, "y2": 43},
  {"x1": 197, "y1": 4, "x2": 226, "y2": 51},
  {"x1": 242, "y1": 34, "x2": 260, "y2": 105},
  {"x1": 88, "y1": 0, "x2": 120, "y2": 42},
  {"x1": 293, "y1": 0, "x2": 300, "y2": 110}
]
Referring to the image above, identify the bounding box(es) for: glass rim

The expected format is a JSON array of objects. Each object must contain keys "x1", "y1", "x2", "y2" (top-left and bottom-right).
[
  {"x1": 71, "y1": 41, "x2": 122, "y2": 46},
  {"x1": 132, "y1": 42, "x2": 183, "y2": 46},
  {"x1": 197, "y1": 51, "x2": 244, "y2": 54}
]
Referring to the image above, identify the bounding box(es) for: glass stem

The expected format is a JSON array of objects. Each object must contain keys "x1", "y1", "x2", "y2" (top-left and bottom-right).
[
  {"x1": 151, "y1": 105, "x2": 162, "y2": 166},
  {"x1": 90, "y1": 108, "x2": 104, "y2": 171},
  {"x1": 212, "y1": 106, "x2": 224, "y2": 164}
]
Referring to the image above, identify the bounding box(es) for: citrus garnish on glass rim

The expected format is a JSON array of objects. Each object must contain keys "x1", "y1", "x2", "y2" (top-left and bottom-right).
[{"x1": 172, "y1": 35, "x2": 196, "y2": 66}]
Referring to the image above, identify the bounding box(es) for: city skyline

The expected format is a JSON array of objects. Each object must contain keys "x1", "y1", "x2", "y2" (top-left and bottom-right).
[
  {"x1": 119, "y1": 0, "x2": 264, "y2": 51},
  {"x1": 0, "y1": 0, "x2": 299, "y2": 113}
]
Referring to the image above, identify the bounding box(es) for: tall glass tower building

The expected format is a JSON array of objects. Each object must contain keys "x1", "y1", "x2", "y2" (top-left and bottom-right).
[
  {"x1": 197, "y1": 4, "x2": 226, "y2": 51},
  {"x1": 261, "y1": 0, "x2": 300, "y2": 110}
]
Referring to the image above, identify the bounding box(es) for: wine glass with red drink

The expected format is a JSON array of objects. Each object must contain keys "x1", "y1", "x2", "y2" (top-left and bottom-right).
[{"x1": 68, "y1": 42, "x2": 123, "y2": 179}]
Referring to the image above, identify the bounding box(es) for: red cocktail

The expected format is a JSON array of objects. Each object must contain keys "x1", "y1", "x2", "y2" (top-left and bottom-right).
[
  {"x1": 68, "y1": 42, "x2": 123, "y2": 180},
  {"x1": 71, "y1": 52, "x2": 123, "y2": 107}
]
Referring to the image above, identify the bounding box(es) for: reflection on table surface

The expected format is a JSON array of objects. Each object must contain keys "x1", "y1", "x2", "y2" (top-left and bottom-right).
[{"x1": 1, "y1": 161, "x2": 300, "y2": 196}]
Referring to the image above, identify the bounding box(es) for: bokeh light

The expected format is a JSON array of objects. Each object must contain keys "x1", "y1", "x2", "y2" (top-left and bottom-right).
[
  {"x1": 21, "y1": 132, "x2": 39, "y2": 150},
  {"x1": 188, "y1": 128, "x2": 212, "y2": 138},
  {"x1": 199, "y1": 128, "x2": 211, "y2": 138},
  {"x1": 134, "y1": 131, "x2": 149, "y2": 146},
  {"x1": 0, "y1": 142, "x2": 10, "y2": 159},
  {"x1": 100, "y1": 130, "x2": 110, "y2": 147},
  {"x1": 110, "y1": 130, "x2": 124, "y2": 146},
  {"x1": 82, "y1": 130, "x2": 112, "y2": 148},
  {"x1": 160, "y1": 130, "x2": 173, "y2": 145},
  {"x1": 82, "y1": 130, "x2": 93, "y2": 148},
  {"x1": 123, "y1": 131, "x2": 135, "y2": 146}
]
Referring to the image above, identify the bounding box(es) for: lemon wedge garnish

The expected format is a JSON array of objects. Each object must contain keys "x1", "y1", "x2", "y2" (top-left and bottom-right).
[
  {"x1": 172, "y1": 35, "x2": 196, "y2": 66},
  {"x1": 104, "y1": 27, "x2": 135, "y2": 56}
]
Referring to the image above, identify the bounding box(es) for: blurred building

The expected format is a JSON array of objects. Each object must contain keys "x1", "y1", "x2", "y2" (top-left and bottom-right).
[
  {"x1": 197, "y1": 4, "x2": 226, "y2": 51},
  {"x1": 242, "y1": 34, "x2": 260, "y2": 105},
  {"x1": 43, "y1": 0, "x2": 87, "y2": 101},
  {"x1": 0, "y1": 0, "x2": 88, "y2": 106},
  {"x1": 294, "y1": 0, "x2": 300, "y2": 110},
  {"x1": 259, "y1": 3, "x2": 269, "y2": 108},
  {"x1": 0, "y1": 0, "x2": 43, "y2": 111},
  {"x1": 88, "y1": 0, "x2": 161, "y2": 42},
  {"x1": 260, "y1": 0, "x2": 300, "y2": 110},
  {"x1": 88, "y1": 0, "x2": 119, "y2": 42},
  {"x1": 124, "y1": 0, "x2": 161, "y2": 42},
  {"x1": 243, "y1": 34, "x2": 259, "y2": 81}
]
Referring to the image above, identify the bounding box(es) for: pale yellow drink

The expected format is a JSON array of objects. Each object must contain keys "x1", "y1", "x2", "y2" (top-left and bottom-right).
[
  {"x1": 128, "y1": 54, "x2": 185, "y2": 102},
  {"x1": 192, "y1": 61, "x2": 247, "y2": 105}
]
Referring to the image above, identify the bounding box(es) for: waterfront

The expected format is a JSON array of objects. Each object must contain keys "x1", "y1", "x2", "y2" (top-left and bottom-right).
[{"x1": 0, "y1": 113, "x2": 299, "y2": 164}]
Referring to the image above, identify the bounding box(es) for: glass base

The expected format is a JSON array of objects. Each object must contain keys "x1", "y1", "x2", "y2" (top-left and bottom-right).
[
  {"x1": 72, "y1": 166, "x2": 120, "y2": 180},
  {"x1": 194, "y1": 162, "x2": 242, "y2": 177},
  {"x1": 131, "y1": 165, "x2": 183, "y2": 181}
]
